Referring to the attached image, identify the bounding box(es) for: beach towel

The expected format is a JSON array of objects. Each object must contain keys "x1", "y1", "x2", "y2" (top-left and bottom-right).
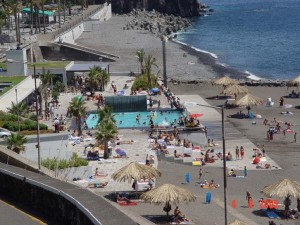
[
  {"x1": 262, "y1": 209, "x2": 280, "y2": 219},
  {"x1": 118, "y1": 201, "x2": 137, "y2": 206}
]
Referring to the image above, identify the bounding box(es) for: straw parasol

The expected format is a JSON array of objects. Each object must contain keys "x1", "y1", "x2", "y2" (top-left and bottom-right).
[
  {"x1": 287, "y1": 76, "x2": 300, "y2": 88},
  {"x1": 112, "y1": 162, "x2": 161, "y2": 183},
  {"x1": 221, "y1": 84, "x2": 249, "y2": 96},
  {"x1": 262, "y1": 178, "x2": 300, "y2": 211},
  {"x1": 235, "y1": 93, "x2": 264, "y2": 107},
  {"x1": 229, "y1": 220, "x2": 248, "y2": 225},
  {"x1": 212, "y1": 76, "x2": 239, "y2": 87},
  {"x1": 141, "y1": 183, "x2": 196, "y2": 216}
]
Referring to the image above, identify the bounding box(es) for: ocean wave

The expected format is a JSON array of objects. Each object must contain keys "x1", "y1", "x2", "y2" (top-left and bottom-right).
[
  {"x1": 174, "y1": 40, "x2": 218, "y2": 59},
  {"x1": 244, "y1": 70, "x2": 262, "y2": 81}
]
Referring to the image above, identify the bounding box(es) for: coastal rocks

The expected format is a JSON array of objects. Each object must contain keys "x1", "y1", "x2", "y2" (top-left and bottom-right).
[
  {"x1": 106, "y1": 0, "x2": 209, "y2": 17},
  {"x1": 169, "y1": 79, "x2": 289, "y2": 87},
  {"x1": 125, "y1": 9, "x2": 192, "y2": 36}
]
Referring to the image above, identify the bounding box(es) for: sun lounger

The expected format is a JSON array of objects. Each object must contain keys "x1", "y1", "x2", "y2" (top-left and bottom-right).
[{"x1": 262, "y1": 209, "x2": 280, "y2": 219}]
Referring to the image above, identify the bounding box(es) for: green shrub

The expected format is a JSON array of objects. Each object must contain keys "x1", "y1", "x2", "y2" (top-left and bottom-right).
[
  {"x1": 0, "y1": 113, "x2": 18, "y2": 121},
  {"x1": 131, "y1": 74, "x2": 157, "y2": 91},
  {"x1": 54, "y1": 81, "x2": 65, "y2": 92},
  {"x1": 41, "y1": 153, "x2": 88, "y2": 171},
  {"x1": 3, "y1": 120, "x2": 48, "y2": 131},
  {"x1": 52, "y1": 90, "x2": 59, "y2": 101},
  {"x1": 3, "y1": 121, "x2": 18, "y2": 131}
]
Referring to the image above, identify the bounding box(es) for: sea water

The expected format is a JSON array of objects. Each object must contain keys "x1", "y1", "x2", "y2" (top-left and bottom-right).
[{"x1": 177, "y1": 0, "x2": 300, "y2": 80}]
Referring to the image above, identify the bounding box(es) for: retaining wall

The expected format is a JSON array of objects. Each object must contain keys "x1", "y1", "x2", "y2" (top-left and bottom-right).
[
  {"x1": 55, "y1": 3, "x2": 112, "y2": 44},
  {"x1": 0, "y1": 166, "x2": 101, "y2": 225}
]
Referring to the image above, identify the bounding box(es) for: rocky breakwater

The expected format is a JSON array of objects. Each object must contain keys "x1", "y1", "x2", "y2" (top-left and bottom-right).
[
  {"x1": 107, "y1": 0, "x2": 208, "y2": 17},
  {"x1": 124, "y1": 9, "x2": 192, "y2": 36}
]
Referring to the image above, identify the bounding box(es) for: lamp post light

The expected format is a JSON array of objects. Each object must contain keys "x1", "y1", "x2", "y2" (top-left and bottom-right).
[
  {"x1": 197, "y1": 104, "x2": 227, "y2": 225},
  {"x1": 33, "y1": 64, "x2": 41, "y2": 171},
  {"x1": 7, "y1": 59, "x2": 41, "y2": 171},
  {"x1": 161, "y1": 35, "x2": 168, "y2": 88},
  {"x1": 15, "y1": 88, "x2": 20, "y2": 133}
]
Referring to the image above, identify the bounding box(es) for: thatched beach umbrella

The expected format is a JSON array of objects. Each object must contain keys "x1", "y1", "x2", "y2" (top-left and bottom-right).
[
  {"x1": 141, "y1": 183, "x2": 196, "y2": 216},
  {"x1": 287, "y1": 76, "x2": 300, "y2": 88},
  {"x1": 235, "y1": 93, "x2": 264, "y2": 107},
  {"x1": 229, "y1": 220, "x2": 249, "y2": 225},
  {"x1": 263, "y1": 178, "x2": 300, "y2": 211},
  {"x1": 212, "y1": 76, "x2": 239, "y2": 87},
  {"x1": 112, "y1": 162, "x2": 161, "y2": 183},
  {"x1": 222, "y1": 84, "x2": 249, "y2": 96}
]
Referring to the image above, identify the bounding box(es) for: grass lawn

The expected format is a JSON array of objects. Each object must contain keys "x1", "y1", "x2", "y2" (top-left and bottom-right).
[
  {"x1": 28, "y1": 61, "x2": 71, "y2": 69},
  {"x1": 0, "y1": 76, "x2": 26, "y2": 96},
  {"x1": 0, "y1": 63, "x2": 7, "y2": 70}
]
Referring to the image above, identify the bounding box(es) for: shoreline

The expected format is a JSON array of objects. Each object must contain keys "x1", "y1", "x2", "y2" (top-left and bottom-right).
[{"x1": 76, "y1": 15, "x2": 291, "y2": 84}]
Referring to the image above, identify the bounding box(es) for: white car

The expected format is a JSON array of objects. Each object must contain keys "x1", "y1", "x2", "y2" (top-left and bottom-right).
[{"x1": 0, "y1": 129, "x2": 11, "y2": 138}]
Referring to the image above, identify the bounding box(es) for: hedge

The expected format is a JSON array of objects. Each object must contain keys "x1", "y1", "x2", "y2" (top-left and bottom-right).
[{"x1": 2, "y1": 120, "x2": 48, "y2": 132}]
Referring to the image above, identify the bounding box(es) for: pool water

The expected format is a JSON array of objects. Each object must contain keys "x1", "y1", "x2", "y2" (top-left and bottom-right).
[{"x1": 86, "y1": 110, "x2": 184, "y2": 129}]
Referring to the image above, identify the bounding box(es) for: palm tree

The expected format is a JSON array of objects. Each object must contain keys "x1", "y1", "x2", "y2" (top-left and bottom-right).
[
  {"x1": 99, "y1": 69, "x2": 110, "y2": 91},
  {"x1": 0, "y1": 9, "x2": 7, "y2": 34},
  {"x1": 4, "y1": 0, "x2": 22, "y2": 44},
  {"x1": 95, "y1": 120, "x2": 117, "y2": 159},
  {"x1": 87, "y1": 66, "x2": 101, "y2": 96},
  {"x1": 7, "y1": 102, "x2": 29, "y2": 117},
  {"x1": 136, "y1": 49, "x2": 145, "y2": 75},
  {"x1": 5, "y1": 133, "x2": 28, "y2": 154},
  {"x1": 40, "y1": 70, "x2": 53, "y2": 117},
  {"x1": 39, "y1": 0, "x2": 47, "y2": 34},
  {"x1": 144, "y1": 54, "x2": 158, "y2": 86},
  {"x1": 69, "y1": 97, "x2": 86, "y2": 136},
  {"x1": 98, "y1": 106, "x2": 115, "y2": 124}
]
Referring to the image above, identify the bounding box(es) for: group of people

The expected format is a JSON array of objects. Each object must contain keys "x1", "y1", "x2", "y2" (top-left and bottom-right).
[{"x1": 264, "y1": 118, "x2": 297, "y2": 142}]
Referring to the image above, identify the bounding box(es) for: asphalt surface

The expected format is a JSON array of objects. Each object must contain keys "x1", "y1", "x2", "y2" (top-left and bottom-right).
[{"x1": 0, "y1": 197, "x2": 46, "y2": 225}]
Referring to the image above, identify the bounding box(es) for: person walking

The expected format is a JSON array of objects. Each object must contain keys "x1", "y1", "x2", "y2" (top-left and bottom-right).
[
  {"x1": 199, "y1": 167, "x2": 203, "y2": 179},
  {"x1": 246, "y1": 191, "x2": 252, "y2": 206},
  {"x1": 262, "y1": 145, "x2": 266, "y2": 157},
  {"x1": 240, "y1": 146, "x2": 245, "y2": 160},
  {"x1": 294, "y1": 132, "x2": 297, "y2": 143},
  {"x1": 235, "y1": 146, "x2": 240, "y2": 160}
]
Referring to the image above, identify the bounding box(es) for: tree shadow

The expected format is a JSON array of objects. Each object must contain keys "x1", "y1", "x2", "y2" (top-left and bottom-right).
[
  {"x1": 206, "y1": 95, "x2": 230, "y2": 100},
  {"x1": 142, "y1": 215, "x2": 171, "y2": 225}
]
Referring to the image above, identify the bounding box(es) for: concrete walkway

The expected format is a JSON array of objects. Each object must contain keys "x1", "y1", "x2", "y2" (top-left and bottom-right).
[{"x1": 0, "y1": 76, "x2": 40, "y2": 112}]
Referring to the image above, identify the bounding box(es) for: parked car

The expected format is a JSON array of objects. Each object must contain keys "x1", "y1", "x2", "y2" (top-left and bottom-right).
[{"x1": 0, "y1": 129, "x2": 11, "y2": 138}]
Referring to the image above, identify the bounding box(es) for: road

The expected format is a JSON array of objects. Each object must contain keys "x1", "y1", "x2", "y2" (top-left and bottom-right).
[{"x1": 0, "y1": 197, "x2": 47, "y2": 225}]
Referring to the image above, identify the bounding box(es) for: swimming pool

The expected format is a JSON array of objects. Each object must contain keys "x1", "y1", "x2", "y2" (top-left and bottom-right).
[{"x1": 86, "y1": 110, "x2": 184, "y2": 129}]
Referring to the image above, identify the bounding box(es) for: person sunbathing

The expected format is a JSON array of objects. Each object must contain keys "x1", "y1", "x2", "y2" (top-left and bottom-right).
[
  {"x1": 228, "y1": 169, "x2": 236, "y2": 177},
  {"x1": 174, "y1": 150, "x2": 183, "y2": 158},
  {"x1": 88, "y1": 181, "x2": 108, "y2": 188},
  {"x1": 174, "y1": 206, "x2": 189, "y2": 223},
  {"x1": 226, "y1": 152, "x2": 233, "y2": 161},
  {"x1": 116, "y1": 192, "x2": 131, "y2": 203},
  {"x1": 94, "y1": 168, "x2": 107, "y2": 178},
  {"x1": 116, "y1": 140, "x2": 134, "y2": 145}
]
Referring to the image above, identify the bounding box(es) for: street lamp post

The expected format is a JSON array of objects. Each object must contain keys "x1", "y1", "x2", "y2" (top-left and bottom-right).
[
  {"x1": 33, "y1": 64, "x2": 41, "y2": 171},
  {"x1": 161, "y1": 35, "x2": 168, "y2": 88},
  {"x1": 15, "y1": 88, "x2": 20, "y2": 133},
  {"x1": 197, "y1": 104, "x2": 227, "y2": 225},
  {"x1": 7, "y1": 59, "x2": 41, "y2": 170}
]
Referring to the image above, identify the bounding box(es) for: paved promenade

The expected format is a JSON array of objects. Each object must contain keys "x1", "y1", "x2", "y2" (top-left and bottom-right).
[{"x1": 0, "y1": 76, "x2": 40, "y2": 112}]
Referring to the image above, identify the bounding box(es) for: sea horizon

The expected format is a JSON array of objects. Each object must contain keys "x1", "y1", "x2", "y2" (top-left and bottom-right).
[{"x1": 176, "y1": 0, "x2": 300, "y2": 80}]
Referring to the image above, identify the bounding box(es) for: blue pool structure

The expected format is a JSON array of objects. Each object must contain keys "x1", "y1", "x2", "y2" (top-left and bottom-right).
[{"x1": 86, "y1": 110, "x2": 185, "y2": 129}]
